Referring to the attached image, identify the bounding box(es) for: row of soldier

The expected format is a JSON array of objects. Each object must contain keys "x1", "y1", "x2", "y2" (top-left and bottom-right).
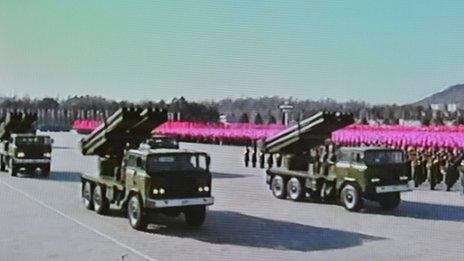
[
  {"x1": 243, "y1": 143, "x2": 337, "y2": 176},
  {"x1": 244, "y1": 142, "x2": 463, "y2": 191},
  {"x1": 405, "y1": 147, "x2": 462, "y2": 191}
]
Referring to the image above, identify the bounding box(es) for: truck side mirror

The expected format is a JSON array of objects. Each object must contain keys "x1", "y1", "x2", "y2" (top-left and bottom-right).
[{"x1": 206, "y1": 156, "x2": 211, "y2": 170}]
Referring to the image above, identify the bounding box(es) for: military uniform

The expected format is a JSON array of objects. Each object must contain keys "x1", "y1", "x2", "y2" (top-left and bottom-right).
[
  {"x1": 244, "y1": 147, "x2": 250, "y2": 167},
  {"x1": 445, "y1": 157, "x2": 461, "y2": 191},
  {"x1": 412, "y1": 158, "x2": 425, "y2": 187},
  {"x1": 429, "y1": 158, "x2": 441, "y2": 190}
]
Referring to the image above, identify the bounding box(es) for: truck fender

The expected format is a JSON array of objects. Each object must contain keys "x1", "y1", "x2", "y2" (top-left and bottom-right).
[
  {"x1": 337, "y1": 177, "x2": 358, "y2": 194},
  {"x1": 124, "y1": 189, "x2": 141, "y2": 207}
]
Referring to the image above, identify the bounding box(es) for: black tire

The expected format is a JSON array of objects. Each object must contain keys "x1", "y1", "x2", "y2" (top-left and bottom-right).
[
  {"x1": 0, "y1": 156, "x2": 5, "y2": 171},
  {"x1": 340, "y1": 183, "x2": 363, "y2": 212},
  {"x1": 41, "y1": 166, "x2": 50, "y2": 177},
  {"x1": 8, "y1": 159, "x2": 16, "y2": 177},
  {"x1": 378, "y1": 192, "x2": 401, "y2": 210},
  {"x1": 184, "y1": 206, "x2": 206, "y2": 227},
  {"x1": 82, "y1": 181, "x2": 94, "y2": 210},
  {"x1": 271, "y1": 175, "x2": 287, "y2": 199},
  {"x1": 287, "y1": 177, "x2": 303, "y2": 201},
  {"x1": 127, "y1": 194, "x2": 147, "y2": 231},
  {"x1": 93, "y1": 185, "x2": 109, "y2": 215}
]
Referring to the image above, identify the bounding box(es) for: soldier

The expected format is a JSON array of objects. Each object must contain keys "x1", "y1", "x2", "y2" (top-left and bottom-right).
[
  {"x1": 429, "y1": 156, "x2": 441, "y2": 190},
  {"x1": 275, "y1": 153, "x2": 282, "y2": 167},
  {"x1": 419, "y1": 155, "x2": 428, "y2": 185},
  {"x1": 244, "y1": 146, "x2": 250, "y2": 167},
  {"x1": 412, "y1": 156, "x2": 424, "y2": 187},
  {"x1": 251, "y1": 144, "x2": 257, "y2": 168},
  {"x1": 267, "y1": 153, "x2": 274, "y2": 169},
  {"x1": 445, "y1": 156, "x2": 461, "y2": 191},
  {"x1": 314, "y1": 147, "x2": 321, "y2": 175},
  {"x1": 259, "y1": 151, "x2": 265, "y2": 169}
]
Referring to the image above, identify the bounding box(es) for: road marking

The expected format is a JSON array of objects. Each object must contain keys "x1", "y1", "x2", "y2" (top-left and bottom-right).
[{"x1": 0, "y1": 179, "x2": 158, "y2": 261}]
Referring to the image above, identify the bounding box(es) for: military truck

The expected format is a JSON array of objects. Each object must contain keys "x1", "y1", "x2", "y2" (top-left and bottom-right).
[
  {"x1": 262, "y1": 111, "x2": 411, "y2": 211},
  {"x1": 0, "y1": 112, "x2": 52, "y2": 177},
  {"x1": 79, "y1": 108, "x2": 214, "y2": 230}
]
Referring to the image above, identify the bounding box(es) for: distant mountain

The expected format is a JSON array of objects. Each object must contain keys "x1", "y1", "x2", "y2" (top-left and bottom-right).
[{"x1": 414, "y1": 84, "x2": 464, "y2": 106}]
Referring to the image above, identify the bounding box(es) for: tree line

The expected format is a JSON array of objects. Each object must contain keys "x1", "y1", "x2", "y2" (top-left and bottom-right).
[{"x1": 0, "y1": 95, "x2": 462, "y2": 126}]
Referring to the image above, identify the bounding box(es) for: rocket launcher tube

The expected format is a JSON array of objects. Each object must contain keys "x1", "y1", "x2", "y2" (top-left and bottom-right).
[
  {"x1": 263, "y1": 111, "x2": 354, "y2": 154},
  {"x1": 0, "y1": 112, "x2": 38, "y2": 140},
  {"x1": 80, "y1": 107, "x2": 168, "y2": 157}
]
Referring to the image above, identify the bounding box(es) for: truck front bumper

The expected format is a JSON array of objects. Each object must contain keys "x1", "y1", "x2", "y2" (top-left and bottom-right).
[
  {"x1": 375, "y1": 184, "x2": 411, "y2": 193},
  {"x1": 13, "y1": 158, "x2": 51, "y2": 164},
  {"x1": 146, "y1": 197, "x2": 214, "y2": 209}
]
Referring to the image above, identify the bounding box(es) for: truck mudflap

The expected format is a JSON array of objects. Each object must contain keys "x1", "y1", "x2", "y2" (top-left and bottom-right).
[
  {"x1": 146, "y1": 197, "x2": 214, "y2": 209},
  {"x1": 375, "y1": 184, "x2": 411, "y2": 193}
]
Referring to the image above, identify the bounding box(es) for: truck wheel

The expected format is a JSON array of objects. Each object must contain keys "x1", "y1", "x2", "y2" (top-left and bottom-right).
[
  {"x1": 8, "y1": 159, "x2": 16, "y2": 177},
  {"x1": 42, "y1": 166, "x2": 50, "y2": 177},
  {"x1": 82, "y1": 182, "x2": 94, "y2": 210},
  {"x1": 287, "y1": 177, "x2": 303, "y2": 201},
  {"x1": 340, "y1": 183, "x2": 363, "y2": 212},
  {"x1": 93, "y1": 185, "x2": 109, "y2": 215},
  {"x1": 0, "y1": 156, "x2": 5, "y2": 171},
  {"x1": 271, "y1": 175, "x2": 287, "y2": 199},
  {"x1": 378, "y1": 192, "x2": 401, "y2": 210},
  {"x1": 128, "y1": 195, "x2": 147, "y2": 230},
  {"x1": 184, "y1": 206, "x2": 206, "y2": 227}
]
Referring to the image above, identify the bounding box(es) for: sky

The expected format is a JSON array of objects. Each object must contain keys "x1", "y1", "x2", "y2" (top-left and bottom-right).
[{"x1": 1, "y1": 1, "x2": 464, "y2": 104}]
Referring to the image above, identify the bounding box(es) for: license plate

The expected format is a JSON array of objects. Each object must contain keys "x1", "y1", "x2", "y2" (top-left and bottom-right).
[{"x1": 376, "y1": 184, "x2": 410, "y2": 193}]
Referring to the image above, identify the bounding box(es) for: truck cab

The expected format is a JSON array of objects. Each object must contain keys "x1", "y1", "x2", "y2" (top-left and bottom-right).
[
  {"x1": 123, "y1": 148, "x2": 212, "y2": 210},
  {"x1": 82, "y1": 147, "x2": 213, "y2": 230},
  {"x1": 0, "y1": 133, "x2": 52, "y2": 177},
  {"x1": 267, "y1": 146, "x2": 411, "y2": 211}
]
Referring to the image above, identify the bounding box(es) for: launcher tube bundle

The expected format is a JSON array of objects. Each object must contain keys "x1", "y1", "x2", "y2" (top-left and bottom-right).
[
  {"x1": 263, "y1": 111, "x2": 354, "y2": 154},
  {"x1": 80, "y1": 107, "x2": 167, "y2": 157},
  {"x1": 0, "y1": 112, "x2": 38, "y2": 140}
]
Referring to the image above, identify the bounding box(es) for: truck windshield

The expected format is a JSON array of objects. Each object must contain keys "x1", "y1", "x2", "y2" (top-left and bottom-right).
[
  {"x1": 364, "y1": 151, "x2": 404, "y2": 165},
  {"x1": 147, "y1": 154, "x2": 207, "y2": 173},
  {"x1": 147, "y1": 137, "x2": 179, "y2": 149},
  {"x1": 15, "y1": 136, "x2": 51, "y2": 145}
]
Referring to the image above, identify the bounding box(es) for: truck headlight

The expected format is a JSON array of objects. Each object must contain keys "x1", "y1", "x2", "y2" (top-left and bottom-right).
[
  {"x1": 371, "y1": 178, "x2": 380, "y2": 183},
  {"x1": 43, "y1": 152, "x2": 51, "y2": 158},
  {"x1": 198, "y1": 187, "x2": 203, "y2": 192},
  {"x1": 17, "y1": 152, "x2": 25, "y2": 158},
  {"x1": 153, "y1": 188, "x2": 165, "y2": 195},
  {"x1": 399, "y1": 176, "x2": 409, "y2": 181},
  {"x1": 203, "y1": 186, "x2": 210, "y2": 192}
]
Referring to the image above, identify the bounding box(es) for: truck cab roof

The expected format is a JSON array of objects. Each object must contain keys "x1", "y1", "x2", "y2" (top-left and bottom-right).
[
  {"x1": 128, "y1": 148, "x2": 208, "y2": 157},
  {"x1": 339, "y1": 146, "x2": 403, "y2": 153}
]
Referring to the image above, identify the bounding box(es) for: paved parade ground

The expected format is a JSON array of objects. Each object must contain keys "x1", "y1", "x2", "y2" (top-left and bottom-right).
[{"x1": 0, "y1": 132, "x2": 463, "y2": 261}]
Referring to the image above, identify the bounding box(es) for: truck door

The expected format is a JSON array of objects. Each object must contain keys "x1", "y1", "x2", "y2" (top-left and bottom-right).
[
  {"x1": 335, "y1": 150, "x2": 352, "y2": 186},
  {"x1": 124, "y1": 155, "x2": 138, "y2": 188}
]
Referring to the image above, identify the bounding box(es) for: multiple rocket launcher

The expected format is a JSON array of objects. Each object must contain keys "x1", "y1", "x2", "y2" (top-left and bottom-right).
[{"x1": 0, "y1": 112, "x2": 38, "y2": 140}]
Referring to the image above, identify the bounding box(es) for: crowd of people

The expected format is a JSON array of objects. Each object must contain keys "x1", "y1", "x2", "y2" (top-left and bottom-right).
[{"x1": 244, "y1": 141, "x2": 463, "y2": 192}]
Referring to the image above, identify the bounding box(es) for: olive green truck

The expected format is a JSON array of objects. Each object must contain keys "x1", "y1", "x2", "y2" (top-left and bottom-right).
[
  {"x1": 0, "y1": 112, "x2": 52, "y2": 177},
  {"x1": 262, "y1": 112, "x2": 412, "y2": 211},
  {"x1": 79, "y1": 108, "x2": 214, "y2": 230}
]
